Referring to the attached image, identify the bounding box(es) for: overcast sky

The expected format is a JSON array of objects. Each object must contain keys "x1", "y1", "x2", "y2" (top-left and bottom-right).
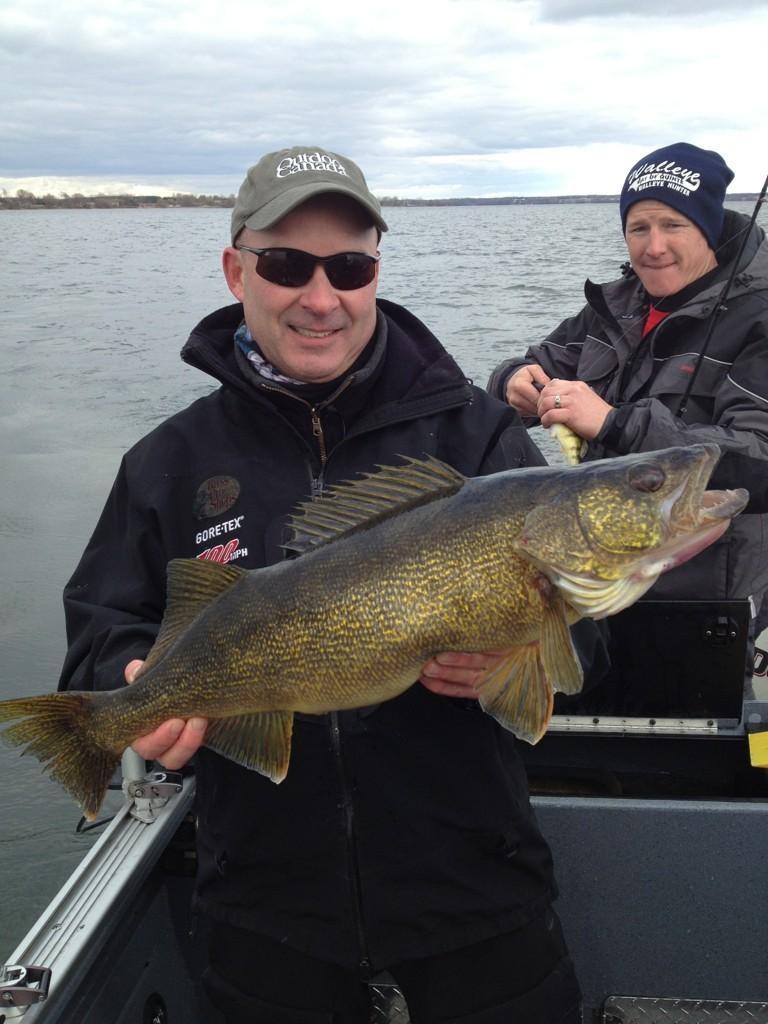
[{"x1": 1, "y1": 0, "x2": 766, "y2": 199}]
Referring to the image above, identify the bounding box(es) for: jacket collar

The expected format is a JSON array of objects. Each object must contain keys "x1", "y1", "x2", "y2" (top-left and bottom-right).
[
  {"x1": 180, "y1": 297, "x2": 473, "y2": 424},
  {"x1": 584, "y1": 209, "x2": 768, "y2": 326}
]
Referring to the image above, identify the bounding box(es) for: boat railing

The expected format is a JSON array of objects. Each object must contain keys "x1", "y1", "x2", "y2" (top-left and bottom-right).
[{"x1": 0, "y1": 751, "x2": 195, "y2": 1021}]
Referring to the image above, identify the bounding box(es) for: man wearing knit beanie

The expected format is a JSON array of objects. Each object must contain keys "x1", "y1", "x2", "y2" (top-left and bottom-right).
[
  {"x1": 488, "y1": 139, "x2": 768, "y2": 698},
  {"x1": 620, "y1": 141, "x2": 734, "y2": 249}
]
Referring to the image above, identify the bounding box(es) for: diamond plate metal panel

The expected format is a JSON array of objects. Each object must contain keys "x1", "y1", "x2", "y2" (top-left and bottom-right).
[
  {"x1": 368, "y1": 977, "x2": 410, "y2": 1024},
  {"x1": 603, "y1": 996, "x2": 768, "y2": 1023}
]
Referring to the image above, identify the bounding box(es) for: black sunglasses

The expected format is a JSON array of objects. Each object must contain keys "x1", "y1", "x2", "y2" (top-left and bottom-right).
[{"x1": 235, "y1": 245, "x2": 380, "y2": 290}]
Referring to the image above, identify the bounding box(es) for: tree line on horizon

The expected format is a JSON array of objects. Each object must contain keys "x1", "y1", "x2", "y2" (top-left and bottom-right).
[
  {"x1": 1, "y1": 188, "x2": 760, "y2": 212},
  {"x1": 0, "y1": 189, "x2": 622, "y2": 211},
  {"x1": 0, "y1": 189, "x2": 236, "y2": 210}
]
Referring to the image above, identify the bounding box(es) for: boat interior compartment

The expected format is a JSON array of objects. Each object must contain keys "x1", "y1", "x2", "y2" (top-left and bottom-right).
[
  {"x1": 557, "y1": 599, "x2": 751, "y2": 723},
  {"x1": 524, "y1": 599, "x2": 768, "y2": 799}
]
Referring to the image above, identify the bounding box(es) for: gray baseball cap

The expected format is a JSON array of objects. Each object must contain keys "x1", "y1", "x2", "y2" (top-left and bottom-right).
[{"x1": 231, "y1": 145, "x2": 388, "y2": 243}]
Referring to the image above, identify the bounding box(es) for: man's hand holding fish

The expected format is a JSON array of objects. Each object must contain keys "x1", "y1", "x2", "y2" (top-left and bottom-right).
[
  {"x1": 537, "y1": 378, "x2": 614, "y2": 441},
  {"x1": 129, "y1": 652, "x2": 484, "y2": 765},
  {"x1": 126, "y1": 659, "x2": 208, "y2": 767}
]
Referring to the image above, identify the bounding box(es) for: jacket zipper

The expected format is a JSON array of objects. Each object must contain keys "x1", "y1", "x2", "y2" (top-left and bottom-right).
[
  {"x1": 256, "y1": 377, "x2": 359, "y2": 493},
  {"x1": 329, "y1": 711, "x2": 372, "y2": 975},
  {"x1": 617, "y1": 307, "x2": 700, "y2": 406},
  {"x1": 311, "y1": 409, "x2": 327, "y2": 467},
  {"x1": 309, "y1": 391, "x2": 471, "y2": 498},
  {"x1": 189, "y1": 346, "x2": 473, "y2": 967},
  {"x1": 313, "y1": 391, "x2": 474, "y2": 973}
]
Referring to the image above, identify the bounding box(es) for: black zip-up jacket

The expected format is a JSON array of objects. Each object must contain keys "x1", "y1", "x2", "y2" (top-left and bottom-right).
[
  {"x1": 59, "y1": 298, "x2": 571, "y2": 970},
  {"x1": 488, "y1": 211, "x2": 768, "y2": 610}
]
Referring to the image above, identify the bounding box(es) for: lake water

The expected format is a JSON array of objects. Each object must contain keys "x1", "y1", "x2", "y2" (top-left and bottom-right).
[{"x1": 0, "y1": 201, "x2": 765, "y2": 956}]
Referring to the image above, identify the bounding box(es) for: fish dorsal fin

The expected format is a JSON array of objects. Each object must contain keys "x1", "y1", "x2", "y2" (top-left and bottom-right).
[
  {"x1": 138, "y1": 559, "x2": 246, "y2": 676},
  {"x1": 284, "y1": 455, "x2": 466, "y2": 554},
  {"x1": 204, "y1": 710, "x2": 294, "y2": 783}
]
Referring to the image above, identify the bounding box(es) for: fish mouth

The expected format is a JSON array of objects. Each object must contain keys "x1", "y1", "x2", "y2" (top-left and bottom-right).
[
  {"x1": 658, "y1": 442, "x2": 748, "y2": 550},
  {"x1": 634, "y1": 483, "x2": 748, "y2": 582},
  {"x1": 663, "y1": 444, "x2": 723, "y2": 525}
]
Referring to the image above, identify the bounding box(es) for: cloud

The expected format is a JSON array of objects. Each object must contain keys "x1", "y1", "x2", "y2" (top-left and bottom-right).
[
  {"x1": 1, "y1": 0, "x2": 766, "y2": 196},
  {"x1": 539, "y1": 0, "x2": 767, "y2": 17}
]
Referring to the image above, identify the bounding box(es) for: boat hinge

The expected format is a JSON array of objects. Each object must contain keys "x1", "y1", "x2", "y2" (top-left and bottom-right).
[
  {"x1": 125, "y1": 770, "x2": 183, "y2": 824},
  {"x1": 0, "y1": 964, "x2": 51, "y2": 1016}
]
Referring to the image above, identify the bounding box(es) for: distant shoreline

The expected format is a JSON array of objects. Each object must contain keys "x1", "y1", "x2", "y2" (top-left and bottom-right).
[{"x1": 1, "y1": 192, "x2": 760, "y2": 211}]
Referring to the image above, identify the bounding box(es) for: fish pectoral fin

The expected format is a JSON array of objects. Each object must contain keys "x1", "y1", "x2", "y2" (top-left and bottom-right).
[
  {"x1": 539, "y1": 591, "x2": 584, "y2": 696},
  {"x1": 140, "y1": 559, "x2": 247, "y2": 676},
  {"x1": 476, "y1": 646, "x2": 553, "y2": 745},
  {"x1": 204, "y1": 710, "x2": 294, "y2": 783}
]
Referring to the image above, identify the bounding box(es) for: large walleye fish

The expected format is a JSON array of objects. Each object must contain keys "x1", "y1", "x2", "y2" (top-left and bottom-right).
[{"x1": 0, "y1": 443, "x2": 747, "y2": 818}]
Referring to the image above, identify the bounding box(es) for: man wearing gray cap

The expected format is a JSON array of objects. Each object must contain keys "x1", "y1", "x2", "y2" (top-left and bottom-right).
[{"x1": 59, "y1": 146, "x2": 583, "y2": 1023}]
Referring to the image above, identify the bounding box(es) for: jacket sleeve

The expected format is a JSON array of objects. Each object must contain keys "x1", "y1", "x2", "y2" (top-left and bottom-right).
[
  {"x1": 597, "y1": 321, "x2": 768, "y2": 496},
  {"x1": 486, "y1": 356, "x2": 533, "y2": 403},
  {"x1": 474, "y1": 408, "x2": 548, "y2": 475},
  {"x1": 486, "y1": 306, "x2": 596, "y2": 410},
  {"x1": 58, "y1": 456, "x2": 168, "y2": 693}
]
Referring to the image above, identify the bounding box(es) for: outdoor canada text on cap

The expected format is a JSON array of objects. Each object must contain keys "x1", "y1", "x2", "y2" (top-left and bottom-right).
[{"x1": 230, "y1": 145, "x2": 388, "y2": 243}]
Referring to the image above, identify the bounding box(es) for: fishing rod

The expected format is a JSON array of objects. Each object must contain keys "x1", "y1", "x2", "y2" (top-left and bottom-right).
[
  {"x1": 530, "y1": 178, "x2": 768, "y2": 463},
  {"x1": 675, "y1": 172, "x2": 768, "y2": 419}
]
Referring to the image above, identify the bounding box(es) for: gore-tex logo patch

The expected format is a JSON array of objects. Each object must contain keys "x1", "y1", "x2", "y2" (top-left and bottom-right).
[
  {"x1": 196, "y1": 517, "x2": 244, "y2": 543},
  {"x1": 197, "y1": 538, "x2": 247, "y2": 563},
  {"x1": 195, "y1": 516, "x2": 248, "y2": 563}
]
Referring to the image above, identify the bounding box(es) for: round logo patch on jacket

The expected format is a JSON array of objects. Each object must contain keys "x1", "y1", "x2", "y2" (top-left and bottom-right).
[{"x1": 193, "y1": 476, "x2": 241, "y2": 520}]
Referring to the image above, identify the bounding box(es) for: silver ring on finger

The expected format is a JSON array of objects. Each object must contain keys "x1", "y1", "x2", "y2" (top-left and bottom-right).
[{"x1": 554, "y1": 393, "x2": 562, "y2": 409}]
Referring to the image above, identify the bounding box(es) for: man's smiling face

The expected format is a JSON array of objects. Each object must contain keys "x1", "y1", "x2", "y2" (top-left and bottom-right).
[
  {"x1": 625, "y1": 199, "x2": 717, "y2": 299},
  {"x1": 223, "y1": 194, "x2": 379, "y2": 383}
]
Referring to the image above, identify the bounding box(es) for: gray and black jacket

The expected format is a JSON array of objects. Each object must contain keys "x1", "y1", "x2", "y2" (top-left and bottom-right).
[{"x1": 488, "y1": 210, "x2": 768, "y2": 610}]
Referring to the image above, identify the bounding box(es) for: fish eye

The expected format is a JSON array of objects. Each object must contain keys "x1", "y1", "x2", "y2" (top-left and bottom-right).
[{"x1": 628, "y1": 464, "x2": 666, "y2": 493}]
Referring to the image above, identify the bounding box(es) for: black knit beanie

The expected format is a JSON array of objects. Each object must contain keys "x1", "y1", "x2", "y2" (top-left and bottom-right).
[{"x1": 620, "y1": 142, "x2": 734, "y2": 249}]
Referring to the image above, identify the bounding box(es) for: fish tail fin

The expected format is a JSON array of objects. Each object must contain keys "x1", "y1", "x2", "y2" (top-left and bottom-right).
[{"x1": 0, "y1": 693, "x2": 119, "y2": 820}]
